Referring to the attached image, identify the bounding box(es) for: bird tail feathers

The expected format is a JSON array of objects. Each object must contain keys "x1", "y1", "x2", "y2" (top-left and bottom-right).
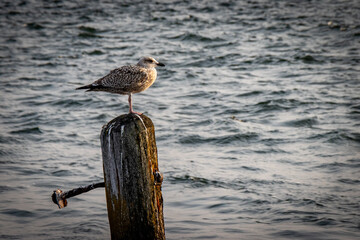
[
  {"x1": 76, "y1": 84, "x2": 99, "y2": 92},
  {"x1": 76, "y1": 84, "x2": 91, "y2": 90},
  {"x1": 76, "y1": 84, "x2": 112, "y2": 92}
]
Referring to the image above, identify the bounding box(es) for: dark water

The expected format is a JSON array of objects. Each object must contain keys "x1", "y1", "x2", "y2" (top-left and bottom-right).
[{"x1": 1, "y1": 0, "x2": 360, "y2": 239}]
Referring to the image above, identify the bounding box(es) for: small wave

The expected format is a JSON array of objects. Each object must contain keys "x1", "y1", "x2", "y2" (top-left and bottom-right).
[
  {"x1": 310, "y1": 130, "x2": 360, "y2": 144},
  {"x1": 78, "y1": 26, "x2": 103, "y2": 38},
  {"x1": 85, "y1": 50, "x2": 105, "y2": 55},
  {"x1": 204, "y1": 41, "x2": 236, "y2": 49},
  {"x1": 0, "y1": 185, "x2": 24, "y2": 193},
  {"x1": 51, "y1": 99, "x2": 84, "y2": 107},
  {"x1": 168, "y1": 174, "x2": 227, "y2": 189},
  {"x1": 167, "y1": 32, "x2": 224, "y2": 42},
  {"x1": 254, "y1": 99, "x2": 297, "y2": 112},
  {"x1": 78, "y1": 32, "x2": 102, "y2": 38},
  {"x1": 338, "y1": 178, "x2": 360, "y2": 185},
  {"x1": 176, "y1": 90, "x2": 213, "y2": 99},
  {"x1": 89, "y1": 113, "x2": 108, "y2": 121},
  {"x1": 243, "y1": 55, "x2": 292, "y2": 65},
  {"x1": 25, "y1": 22, "x2": 44, "y2": 30},
  {"x1": 51, "y1": 169, "x2": 73, "y2": 177},
  {"x1": 294, "y1": 54, "x2": 325, "y2": 64},
  {"x1": 249, "y1": 179, "x2": 285, "y2": 186},
  {"x1": 236, "y1": 90, "x2": 263, "y2": 97},
  {"x1": 241, "y1": 166, "x2": 262, "y2": 172},
  {"x1": 300, "y1": 198, "x2": 325, "y2": 207},
  {"x1": 2, "y1": 209, "x2": 35, "y2": 218},
  {"x1": 37, "y1": 62, "x2": 56, "y2": 67},
  {"x1": 315, "y1": 218, "x2": 337, "y2": 226},
  {"x1": 10, "y1": 127, "x2": 42, "y2": 135},
  {"x1": 312, "y1": 161, "x2": 360, "y2": 173},
  {"x1": 281, "y1": 117, "x2": 318, "y2": 128},
  {"x1": 179, "y1": 132, "x2": 259, "y2": 145},
  {"x1": 184, "y1": 55, "x2": 240, "y2": 67},
  {"x1": 78, "y1": 26, "x2": 97, "y2": 33}
]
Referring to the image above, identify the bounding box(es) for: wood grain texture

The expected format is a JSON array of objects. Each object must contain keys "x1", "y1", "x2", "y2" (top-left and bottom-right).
[{"x1": 101, "y1": 114, "x2": 165, "y2": 240}]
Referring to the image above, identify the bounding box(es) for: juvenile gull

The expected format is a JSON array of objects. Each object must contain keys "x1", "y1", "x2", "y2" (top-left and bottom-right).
[{"x1": 76, "y1": 56, "x2": 165, "y2": 115}]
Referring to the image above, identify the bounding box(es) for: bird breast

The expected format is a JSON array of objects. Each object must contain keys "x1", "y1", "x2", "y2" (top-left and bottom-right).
[{"x1": 131, "y1": 68, "x2": 157, "y2": 93}]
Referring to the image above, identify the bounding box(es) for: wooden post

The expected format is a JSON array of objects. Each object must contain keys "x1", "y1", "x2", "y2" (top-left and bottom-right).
[{"x1": 100, "y1": 114, "x2": 165, "y2": 240}]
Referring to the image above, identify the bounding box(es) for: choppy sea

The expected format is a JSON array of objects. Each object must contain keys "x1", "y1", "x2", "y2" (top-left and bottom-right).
[{"x1": 1, "y1": 0, "x2": 359, "y2": 239}]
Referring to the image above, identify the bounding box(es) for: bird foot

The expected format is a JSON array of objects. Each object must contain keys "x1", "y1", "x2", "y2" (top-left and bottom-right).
[{"x1": 129, "y1": 110, "x2": 142, "y2": 115}]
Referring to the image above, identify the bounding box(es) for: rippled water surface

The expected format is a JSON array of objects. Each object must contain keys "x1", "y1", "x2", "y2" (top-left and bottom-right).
[{"x1": 1, "y1": 0, "x2": 360, "y2": 239}]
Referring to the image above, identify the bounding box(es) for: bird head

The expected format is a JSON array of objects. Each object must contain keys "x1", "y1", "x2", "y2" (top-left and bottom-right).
[{"x1": 137, "y1": 56, "x2": 165, "y2": 68}]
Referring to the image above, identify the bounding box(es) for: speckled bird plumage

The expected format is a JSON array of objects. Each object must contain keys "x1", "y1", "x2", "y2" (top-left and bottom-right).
[{"x1": 76, "y1": 56, "x2": 165, "y2": 115}]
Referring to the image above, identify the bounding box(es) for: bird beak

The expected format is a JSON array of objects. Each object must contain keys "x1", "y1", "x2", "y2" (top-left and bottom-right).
[{"x1": 157, "y1": 62, "x2": 165, "y2": 67}]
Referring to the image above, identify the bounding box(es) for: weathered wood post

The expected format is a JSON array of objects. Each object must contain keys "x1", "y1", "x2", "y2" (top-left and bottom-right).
[{"x1": 100, "y1": 114, "x2": 165, "y2": 240}]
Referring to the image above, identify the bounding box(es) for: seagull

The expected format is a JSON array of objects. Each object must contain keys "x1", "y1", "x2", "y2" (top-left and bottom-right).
[{"x1": 76, "y1": 56, "x2": 165, "y2": 115}]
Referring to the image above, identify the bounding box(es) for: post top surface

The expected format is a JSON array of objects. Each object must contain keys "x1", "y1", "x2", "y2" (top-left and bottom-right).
[{"x1": 102, "y1": 113, "x2": 154, "y2": 133}]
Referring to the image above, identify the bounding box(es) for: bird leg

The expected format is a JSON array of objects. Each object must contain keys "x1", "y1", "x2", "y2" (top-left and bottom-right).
[{"x1": 128, "y1": 93, "x2": 142, "y2": 115}]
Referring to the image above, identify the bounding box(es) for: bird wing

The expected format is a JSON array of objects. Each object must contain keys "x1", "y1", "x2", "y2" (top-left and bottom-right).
[{"x1": 94, "y1": 65, "x2": 148, "y2": 92}]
